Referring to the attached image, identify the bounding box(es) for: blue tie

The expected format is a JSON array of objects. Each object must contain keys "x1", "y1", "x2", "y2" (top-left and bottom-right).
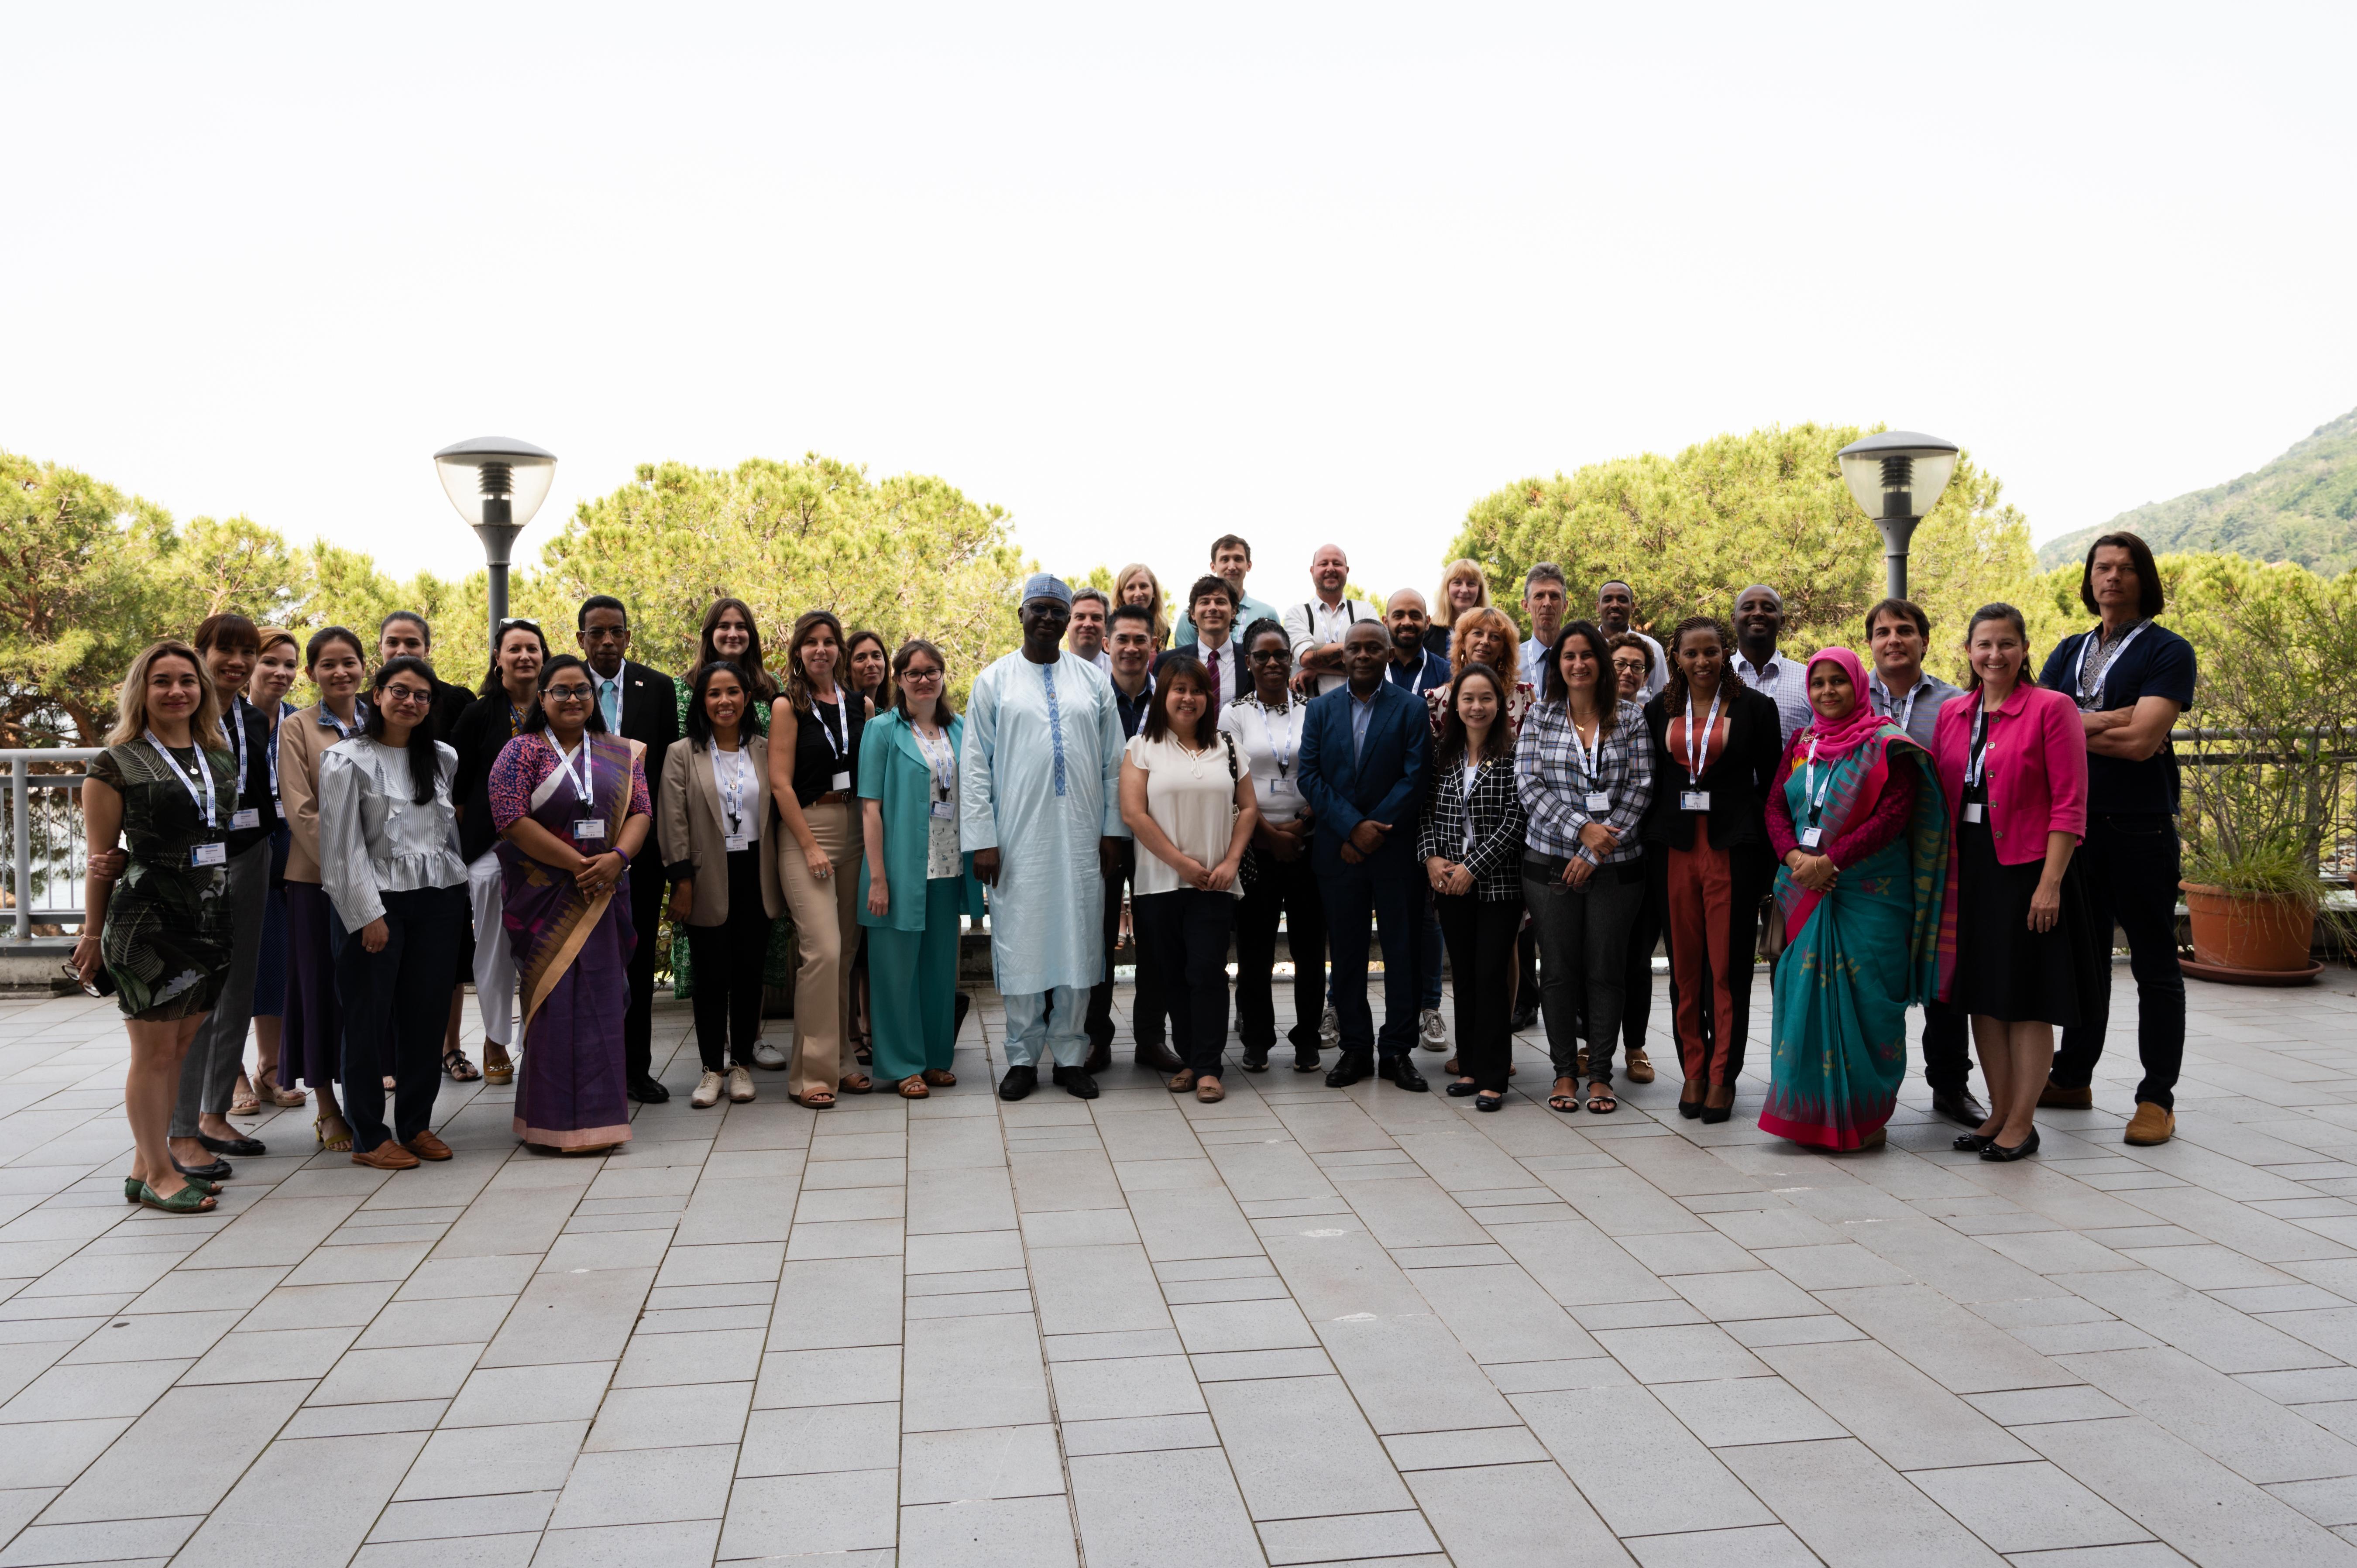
[{"x1": 600, "y1": 676, "x2": 622, "y2": 733}]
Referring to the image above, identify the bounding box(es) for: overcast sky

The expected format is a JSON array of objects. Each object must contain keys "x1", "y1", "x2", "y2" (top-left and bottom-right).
[{"x1": 11, "y1": 1, "x2": 2353, "y2": 606}]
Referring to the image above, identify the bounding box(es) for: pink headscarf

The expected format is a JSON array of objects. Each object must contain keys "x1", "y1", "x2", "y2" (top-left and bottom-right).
[{"x1": 1793, "y1": 647, "x2": 1888, "y2": 765}]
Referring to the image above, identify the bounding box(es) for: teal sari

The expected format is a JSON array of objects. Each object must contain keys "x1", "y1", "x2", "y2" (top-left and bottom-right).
[{"x1": 1759, "y1": 725, "x2": 1950, "y2": 1150}]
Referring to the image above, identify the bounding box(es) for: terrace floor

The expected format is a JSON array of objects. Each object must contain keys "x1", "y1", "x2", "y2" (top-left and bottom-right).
[{"x1": 5, "y1": 967, "x2": 2357, "y2": 1567}]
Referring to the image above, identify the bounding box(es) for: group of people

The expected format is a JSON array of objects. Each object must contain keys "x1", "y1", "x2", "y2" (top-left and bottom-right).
[{"x1": 72, "y1": 528, "x2": 2195, "y2": 1212}]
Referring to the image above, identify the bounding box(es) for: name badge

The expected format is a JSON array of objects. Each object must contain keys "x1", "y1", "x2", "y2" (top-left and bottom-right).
[
  {"x1": 830, "y1": 770, "x2": 852, "y2": 792},
  {"x1": 230, "y1": 807, "x2": 261, "y2": 830},
  {"x1": 725, "y1": 834, "x2": 754, "y2": 852},
  {"x1": 930, "y1": 800, "x2": 955, "y2": 820},
  {"x1": 1264, "y1": 776, "x2": 1300, "y2": 802},
  {"x1": 1584, "y1": 791, "x2": 1611, "y2": 813},
  {"x1": 190, "y1": 842, "x2": 227, "y2": 868},
  {"x1": 1962, "y1": 803, "x2": 1985, "y2": 824},
  {"x1": 1679, "y1": 790, "x2": 1711, "y2": 812},
  {"x1": 572, "y1": 818, "x2": 607, "y2": 841},
  {"x1": 1799, "y1": 826, "x2": 1823, "y2": 850}
]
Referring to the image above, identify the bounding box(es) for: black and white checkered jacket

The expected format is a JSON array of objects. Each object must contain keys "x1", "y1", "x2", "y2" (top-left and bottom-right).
[{"x1": 1415, "y1": 752, "x2": 1528, "y2": 901}]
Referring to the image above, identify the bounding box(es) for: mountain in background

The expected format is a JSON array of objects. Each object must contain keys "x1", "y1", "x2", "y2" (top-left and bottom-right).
[{"x1": 2038, "y1": 406, "x2": 2357, "y2": 576}]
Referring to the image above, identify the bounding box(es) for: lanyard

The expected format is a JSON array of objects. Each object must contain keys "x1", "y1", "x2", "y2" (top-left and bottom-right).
[
  {"x1": 1388, "y1": 657, "x2": 1435, "y2": 694},
  {"x1": 1966, "y1": 702, "x2": 1996, "y2": 788},
  {"x1": 715, "y1": 744, "x2": 750, "y2": 833},
  {"x1": 913, "y1": 724, "x2": 956, "y2": 797},
  {"x1": 1246, "y1": 697, "x2": 1299, "y2": 778},
  {"x1": 1683, "y1": 688, "x2": 1722, "y2": 781},
  {"x1": 553, "y1": 736, "x2": 595, "y2": 807},
  {"x1": 266, "y1": 703, "x2": 283, "y2": 799},
  {"x1": 2074, "y1": 621, "x2": 2147, "y2": 709},
  {"x1": 1876, "y1": 675, "x2": 1920, "y2": 734},
  {"x1": 812, "y1": 697, "x2": 848, "y2": 760},
  {"x1": 218, "y1": 700, "x2": 247, "y2": 803},
  {"x1": 1566, "y1": 710, "x2": 1603, "y2": 788},
  {"x1": 1800, "y1": 735, "x2": 1836, "y2": 824},
  {"x1": 145, "y1": 731, "x2": 218, "y2": 830}
]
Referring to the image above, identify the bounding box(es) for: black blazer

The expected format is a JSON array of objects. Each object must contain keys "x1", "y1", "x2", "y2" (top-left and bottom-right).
[
  {"x1": 449, "y1": 693, "x2": 527, "y2": 863},
  {"x1": 427, "y1": 675, "x2": 475, "y2": 747},
  {"x1": 1639, "y1": 685, "x2": 1781, "y2": 856},
  {"x1": 615, "y1": 660, "x2": 680, "y2": 858},
  {"x1": 1154, "y1": 643, "x2": 1253, "y2": 703}
]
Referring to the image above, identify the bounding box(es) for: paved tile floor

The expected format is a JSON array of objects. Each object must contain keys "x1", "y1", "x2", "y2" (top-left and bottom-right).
[{"x1": 4, "y1": 968, "x2": 2357, "y2": 1567}]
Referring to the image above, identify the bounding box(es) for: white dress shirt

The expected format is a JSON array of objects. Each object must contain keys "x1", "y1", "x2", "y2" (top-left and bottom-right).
[{"x1": 1282, "y1": 595, "x2": 1379, "y2": 696}]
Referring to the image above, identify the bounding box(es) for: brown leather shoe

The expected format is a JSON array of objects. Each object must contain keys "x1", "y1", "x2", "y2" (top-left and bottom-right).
[
  {"x1": 403, "y1": 1130, "x2": 454, "y2": 1161},
  {"x1": 2124, "y1": 1102, "x2": 2175, "y2": 1146},
  {"x1": 2037, "y1": 1080, "x2": 2094, "y2": 1109},
  {"x1": 1625, "y1": 1050, "x2": 1656, "y2": 1084},
  {"x1": 353, "y1": 1142, "x2": 420, "y2": 1170}
]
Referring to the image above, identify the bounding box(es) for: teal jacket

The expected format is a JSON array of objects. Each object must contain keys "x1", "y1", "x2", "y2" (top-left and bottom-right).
[{"x1": 856, "y1": 709, "x2": 986, "y2": 933}]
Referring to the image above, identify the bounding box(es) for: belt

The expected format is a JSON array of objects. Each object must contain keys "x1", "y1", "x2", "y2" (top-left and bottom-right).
[{"x1": 807, "y1": 790, "x2": 852, "y2": 807}]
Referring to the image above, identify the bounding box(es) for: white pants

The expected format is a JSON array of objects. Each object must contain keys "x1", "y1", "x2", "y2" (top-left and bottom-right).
[
  {"x1": 468, "y1": 849, "x2": 519, "y2": 1047},
  {"x1": 1002, "y1": 985, "x2": 1089, "y2": 1069}
]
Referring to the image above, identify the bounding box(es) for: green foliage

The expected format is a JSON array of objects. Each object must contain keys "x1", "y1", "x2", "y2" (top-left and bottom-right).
[
  {"x1": 2039, "y1": 406, "x2": 2357, "y2": 577},
  {"x1": 1446, "y1": 423, "x2": 2042, "y2": 680},
  {"x1": 543, "y1": 456, "x2": 1026, "y2": 700}
]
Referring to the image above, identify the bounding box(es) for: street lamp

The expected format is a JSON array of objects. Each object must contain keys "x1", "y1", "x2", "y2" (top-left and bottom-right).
[
  {"x1": 1836, "y1": 430, "x2": 1959, "y2": 600},
  {"x1": 433, "y1": 436, "x2": 557, "y2": 650}
]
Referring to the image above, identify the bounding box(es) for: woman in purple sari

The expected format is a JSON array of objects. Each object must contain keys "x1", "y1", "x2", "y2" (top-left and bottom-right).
[{"x1": 489, "y1": 655, "x2": 654, "y2": 1153}]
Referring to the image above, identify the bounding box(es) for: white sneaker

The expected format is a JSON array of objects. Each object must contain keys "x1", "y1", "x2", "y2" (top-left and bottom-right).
[
  {"x1": 750, "y1": 1040, "x2": 789, "y2": 1070},
  {"x1": 726, "y1": 1066, "x2": 756, "y2": 1103},
  {"x1": 691, "y1": 1070, "x2": 725, "y2": 1109},
  {"x1": 1419, "y1": 1008, "x2": 1449, "y2": 1050},
  {"x1": 1319, "y1": 1006, "x2": 1340, "y2": 1047}
]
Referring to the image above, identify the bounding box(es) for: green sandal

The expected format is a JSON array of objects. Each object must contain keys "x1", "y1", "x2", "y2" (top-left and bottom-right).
[
  {"x1": 135, "y1": 1180, "x2": 217, "y2": 1215},
  {"x1": 127, "y1": 1173, "x2": 221, "y2": 1201}
]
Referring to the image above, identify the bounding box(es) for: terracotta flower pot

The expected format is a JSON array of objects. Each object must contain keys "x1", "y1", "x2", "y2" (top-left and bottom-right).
[{"x1": 2179, "y1": 881, "x2": 2313, "y2": 973}]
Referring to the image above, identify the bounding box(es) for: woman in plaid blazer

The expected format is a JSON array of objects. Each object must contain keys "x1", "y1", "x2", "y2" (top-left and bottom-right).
[{"x1": 1418, "y1": 663, "x2": 1527, "y2": 1109}]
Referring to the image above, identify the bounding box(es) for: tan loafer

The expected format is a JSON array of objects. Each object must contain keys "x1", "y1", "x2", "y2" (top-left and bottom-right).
[
  {"x1": 2038, "y1": 1080, "x2": 2093, "y2": 1109},
  {"x1": 1625, "y1": 1050, "x2": 1655, "y2": 1084},
  {"x1": 352, "y1": 1142, "x2": 420, "y2": 1171},
  {"x1": 402, "y1": 1130, "x2": 453, "y2": 1161},
  {"x1": 2124, "y1": 1102, "x2": 2175, "y2": 1146},
  {"x1": 1168, "y1": 1069, "x2": 1196, "y2": 1093},
  {"x1": 1196, "y1": 1077, "x2": 1226, "y2": 1103}
]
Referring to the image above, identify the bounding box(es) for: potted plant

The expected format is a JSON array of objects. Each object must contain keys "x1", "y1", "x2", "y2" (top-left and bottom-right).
[{"x1": 2171, "y1": 559, "x2": 2355, "y2": 982}]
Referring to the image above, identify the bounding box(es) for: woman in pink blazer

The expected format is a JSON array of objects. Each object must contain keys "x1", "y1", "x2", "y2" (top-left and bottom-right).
[{"x1": 1932, "y1": 604, "x2": 2103, "y2": 1163}]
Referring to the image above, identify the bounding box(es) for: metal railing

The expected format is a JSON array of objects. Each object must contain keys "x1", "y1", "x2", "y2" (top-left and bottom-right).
[{"x1": 3, "y1": 749, "x2": 103, "y2": 944}]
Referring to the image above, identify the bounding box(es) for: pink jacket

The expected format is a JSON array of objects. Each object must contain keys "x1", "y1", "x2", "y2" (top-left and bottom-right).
[{"x1": 1931, "y1": 683, "x2": 2086, "y2": 865}]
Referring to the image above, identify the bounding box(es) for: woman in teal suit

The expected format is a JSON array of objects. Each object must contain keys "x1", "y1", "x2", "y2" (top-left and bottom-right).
[{"x1": 858, "y1": 640, "x2": 986, "y2": 1098}]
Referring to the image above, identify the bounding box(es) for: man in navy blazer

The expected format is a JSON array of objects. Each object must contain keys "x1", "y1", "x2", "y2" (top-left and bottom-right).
[{"x1": 1298, "y1": 620, "x2": 1431, "y2": 1090}]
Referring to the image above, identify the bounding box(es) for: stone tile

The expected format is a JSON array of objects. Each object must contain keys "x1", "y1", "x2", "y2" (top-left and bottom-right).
[
  {"x1": 1719, "y1": 1438, "x2": 2005, "y2": 1565},
  {"x1": 754, "y1": 1345, "x2": 901, "y2": 1409},
  {"x1": 2018, "y1": 1414, "x2": 2357, "y2": 1565},
  {"x1": 1406, "y1": 1460, "x2": 1626, "y2": 1566},
  {"x1": 899, "y1": 1495, "x2": 1078, "y2": 1568},
  {"x1": 1624, "y1": 1523, "x2": 1824, "y2": 1568},
  {"x1": 530, "y1": 1519, "x2": 720, "y2": 1568},
  {"x1": 173, "y1": 1431, "x2": 427, "y2": 1568},
  {"x1": 717, "y1": 1467, "x2": 897, "y2": 1557},
  {"x1": 1515, "y1": 1384, "x2": 1774, "y2": 1536},
  {"x1": 1255, "y1": 1509, "x2": 1440, "y2": 1564},
  {"x1": 584, "y1": 1380, "x2": 752, "y2": 1451},
  {"x1": 443, "y1": 1361, "x2": 615, "y2": 1427},
  {"x1": 41, "y1": 1379, "x2": 309, "y2": 1522},
  {"x1": 547, "y1": 1445, "x2": 735, "y2": 1530},
  {"x1": 902, "y1": 1311, "x2": 1049, "y2": 1431},
  {"x1": 1204, "y1": 1374, "x2": 1411, "y2": 1520},
  {"x1": 396, "y1": 1421, "x2": 589, "y2": 1500},
  {"x1": 1069, "y1": 1447, "x2": 1264, "y2": 1567},
  {"x1": 1654, "y1": 1375, "x2": 1849, "y2": 1447},
  {"x1": 738, "y1": 1400, "x2": 901, "y2": 1476},
  {"x1": 900, "y1": 1423, "x2": 1065, "y2": 1503},
  {"x1": 1910, "y1": 1459, "x2": 2153, "y2": 1552}
]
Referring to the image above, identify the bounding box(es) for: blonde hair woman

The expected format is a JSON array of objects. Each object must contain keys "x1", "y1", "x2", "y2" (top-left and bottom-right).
[
  {"x1": 1429, "y1": 559, "x2": 1492, "y2": 656},
  {"x1": 72, "y1": 641, "x2": 237, "y2": 1212},
  {"x1": 1115, "y1": 563, "x2": 1171, "y2": 649}
]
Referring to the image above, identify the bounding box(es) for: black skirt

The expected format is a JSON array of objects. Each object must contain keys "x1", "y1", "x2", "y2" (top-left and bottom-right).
[{"x1": 1953, "y1": 818, "x2": 2102, "y2": 1026}]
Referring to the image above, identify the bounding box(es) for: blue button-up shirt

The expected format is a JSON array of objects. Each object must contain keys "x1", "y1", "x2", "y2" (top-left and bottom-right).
[{"x1": 1350, "y1": 690, "x2": 1378, "y2": 762}]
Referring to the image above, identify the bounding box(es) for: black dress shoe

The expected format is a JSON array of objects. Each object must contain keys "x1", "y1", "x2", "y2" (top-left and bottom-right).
[
  {"x1": 198, "y1": 1132, "x2": 267, "y2": 1157},
  {"x1": 174, "y1": 1156, "x2": 233, "y2": 1182},
  {"x1": 1932, "y1": 1088, "x2": 1990, "y2": 1127},
  {"x1": 1980, "y1": 1127, "x2": 2041, "y2": 1162},
  {"x1": 1325, "y1": 1053, "x2": 1371, "y2": 1088},
  {"x1": 1084, "y1": 1038, "x2": 1113, "y2": 1075},
  {"x1": 1052, "y1": 1066, "x2": 1099, "y2": 1100},
  {"x1": 1509, "y1": 1004, "x2": 1539, "y2": 1033},
  {"x1": 998, "y1": 1064, "x2": 1037, "y2": 1101},
  {"x1": 1379, "y1": 1057, "x2": 1429, "y2": 1092},
  {"x1": 627, "y1": 1074, "x2": 671, "y2": 1104},
  {"x1": 1134, "y1": 1040, "x2": 1184, "y2": 1074}
]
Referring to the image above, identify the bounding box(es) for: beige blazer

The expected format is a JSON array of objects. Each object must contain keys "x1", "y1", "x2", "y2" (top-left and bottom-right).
[
  {"x1": 278, "y1": 701, "x2": 362, "y2": 885},
  {"x1": 658, "y1": 734, "x2": 784, "y2": 926}
]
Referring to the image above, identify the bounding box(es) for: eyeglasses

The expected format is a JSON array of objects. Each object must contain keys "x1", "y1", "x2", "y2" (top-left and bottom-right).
[
  {"x1": 901, "y1": 667, "x2": 944, "y2": 683},
  {"x1": 381, "y1": 684, "x2": 434, "y2": 705},
  {"x1": 543, "y1": 684, "x2": 594, "y2": 701}
]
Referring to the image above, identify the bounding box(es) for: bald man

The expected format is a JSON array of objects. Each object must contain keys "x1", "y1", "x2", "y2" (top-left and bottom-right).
[
  {"x1": 1384, "y1": 590, "x2": 1451, "y2": 695},
  {"x1": 1283, "y1": 542, "x2": 1379, "y2": 698},
  {"x1": 1731, "y1": 583, "x2": 1810, "y2": 744}
]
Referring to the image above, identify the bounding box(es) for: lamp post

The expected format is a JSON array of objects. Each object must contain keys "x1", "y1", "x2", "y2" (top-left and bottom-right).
[
  {"x1": 1836, "y1": 430, "x2": 1959, "y2": 600},
  {"x1": 433, "y1": 437, "x2": 557, "y2": 651}
]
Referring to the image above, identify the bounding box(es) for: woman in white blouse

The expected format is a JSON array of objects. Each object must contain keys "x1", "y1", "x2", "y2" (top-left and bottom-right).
[
  {"x1": 318, "y1": 657, "x2": 470, "y2": 1172},
  {"x1": 1120, "y1": 652, "x2": 1260, "y2": 1103},
  {"x1": 1218, "y1": 619, "x2": 1323, "y2": 1074}
]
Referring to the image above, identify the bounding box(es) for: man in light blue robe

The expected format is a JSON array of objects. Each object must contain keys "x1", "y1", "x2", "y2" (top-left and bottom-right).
[{"x1": 961, "y1": 575, "x2": 1129, "y2": 1101}]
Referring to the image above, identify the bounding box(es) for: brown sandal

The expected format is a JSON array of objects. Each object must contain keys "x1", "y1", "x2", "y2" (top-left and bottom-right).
[
  {"x1": 839, "y1": 1074, "x2": 874, "y2": 1095},
  {"x1": 898, "y1": 1077, "x2": 929, "y2": 1099},
  {"x1": 796, "y1": 1090, "x2": 837, "y2": 1109}
]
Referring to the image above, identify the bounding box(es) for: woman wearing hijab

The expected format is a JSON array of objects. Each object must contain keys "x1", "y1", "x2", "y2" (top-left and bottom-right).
[{"x1": 1760, "y1": 647, "x2": 1950, "y2": 1151}]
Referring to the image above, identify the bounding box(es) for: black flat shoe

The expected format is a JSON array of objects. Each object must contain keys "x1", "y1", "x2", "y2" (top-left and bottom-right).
[
  {"x1": 998, "y1": 1065, "x2": 1037, "y2": 1101},
  {"x1": 197, "y1": 1132, "x2": 266, "y2": 1158},
  {"x1": 1980, "y1": 1128, "x2": 2041, "y2": 1162},
  {"x1": 1052, "y1": 1066, "x2": 1099, "y2": 1100},
  {"x1": 1952, "y1": 1131, "x2": 1997, "y2": 1153},
  {"x1": 174, "y1": 1156, "x2": 233, "y2": 1182},
  {"x1": 1445, "y1": 1078, "x2": 1479, "y2": 1097},
  {"x1": 1474, "y1": 1092, "x2": 1504, "y2": 1112}
]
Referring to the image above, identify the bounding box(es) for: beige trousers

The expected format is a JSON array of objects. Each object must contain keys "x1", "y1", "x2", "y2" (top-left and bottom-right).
[{"x1": 777, "y1": 801, "x2": 860, "y2": 1098}]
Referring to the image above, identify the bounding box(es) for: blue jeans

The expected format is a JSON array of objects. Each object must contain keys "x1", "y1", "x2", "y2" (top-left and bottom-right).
[
  {"x1": 1004, "y1": 985, "x2": 1089, "y2": 1069},
  {"x1": 1317, "y1": 857, "x2": 1422, "y2": 1060}
]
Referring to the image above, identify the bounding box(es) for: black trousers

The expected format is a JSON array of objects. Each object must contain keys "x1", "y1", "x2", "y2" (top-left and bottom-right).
[
  {"x1": 1517, "y1": 924, "x2": 1538, "y2": 1014},
  {"x1": 685, "y1": 850, "x2": 772, "y2": 1073},
  {"x1": 1235, "y1": 845, "x2": 1326, "y2": 1057},
  {"x1": 1921, "y1": 998, "x2": 1972, "y2": 1095},
  {"x1": 1318, "y1": 855, "x2": 1424, "y2": 1060},
  {"x1": 624, "y1": 848, "x2": 665, "y2": 1083},
  {"x1": 1087, "y1": 841, "x2": 1167, "y2": 1051},
  {"x1": 1619, "y1": 868, "x2": 1661, "y2": 1053},
  {"x1": 2052, "y1": 812, "x2": 2186, "y2": 1109},
  {"x1": 1438, "y1": 892, "x2": 1520, "y2": 1093},
  {"x1": 1134, "y1": 888, "x2": 1236, "y2": 1076},
  {"x1": 1524, "y1": 854, "x2": 1644, "y2": 1085},
  {"x1": 335, "y1": 884, "x2": 468, "y2": 1154}
]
